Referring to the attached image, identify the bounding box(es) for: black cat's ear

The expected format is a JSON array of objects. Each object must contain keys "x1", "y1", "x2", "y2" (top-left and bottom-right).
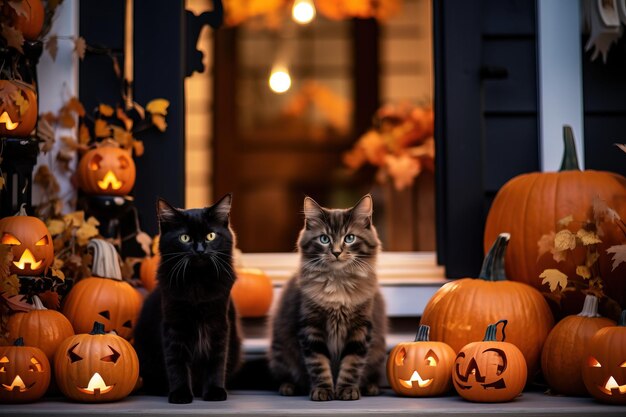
[
  {"x1": 210, "y1": 193, "x2": 232, "y2": 223},
  {"x1": 303, "y1": 196, "x2": 324, "y2": 229},
  {"x1": 352, "y1": 194, "x2": 373, "y2": 228},
  {"x1": 156, "y1": 198, "x2": 181, "y2": 223}
]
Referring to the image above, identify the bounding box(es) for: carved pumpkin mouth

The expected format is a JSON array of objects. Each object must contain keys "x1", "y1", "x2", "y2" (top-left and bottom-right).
[
  {"x1": 97, "y1": 171, "x2": 123, "y2": 191},
  {"x1": 1, "y1": 375, "x2": 35, "y2": 392},
  {"x1": 12, "y1": 248, "x2": 43, "y2": 271},
  {"x1": 399, "y1": 370, "x2": 433, "y2": 388},
  {"x1": 0, "y1": 111, "x2": 18, "y2": 130},
  {"x1": 599, "y1": 377, "x2": 626, "y2": 395},
  {"x1": 77, "y1": 372, "x2": 115, "y2": 395}
]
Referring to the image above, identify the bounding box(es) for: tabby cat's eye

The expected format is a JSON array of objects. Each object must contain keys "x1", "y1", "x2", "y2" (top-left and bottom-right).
[
  {"x1": 319, "y1": 234, "x2": 330, "y2": 244},
  {"x1": 179, "y1": 234, "x2": 191, "y2": 243},
  {"x1": 344, "y1": 234, "x2": 355, "y2": 244},
  {"x1": 206, "y1": 232, "x2": 216, "y2": 241}
]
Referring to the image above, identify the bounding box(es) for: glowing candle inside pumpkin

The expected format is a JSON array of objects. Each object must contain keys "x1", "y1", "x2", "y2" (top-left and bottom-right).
[
  {"x1": 605, "y1": 376, "x2": 626, "y2": 394},
  {"x1": 12, "y1": 248, "x2": 43, "y2": 271},
  {"x1": 399, "y1": 370, "x2": 433, "y2": 388},
  {"x1": 97, "y1": 171, "x2": 123, "y2": 191},
  {"x1": 78, "y1": 373, "x2": 114, "y2": 395},
  {"x1": 0, "y1": 111, "x2": 18, "y2": 130},
  {"x1": 2, "y1": 375, "x2": 27, "y2": 392}
]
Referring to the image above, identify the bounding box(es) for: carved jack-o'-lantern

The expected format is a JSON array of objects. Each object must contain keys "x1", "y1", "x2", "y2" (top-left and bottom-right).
[
  {"x1": 54, "y1": 322, "x2": 139, "y2": 402},
  {"x1": 0, "y1": 205, "x2": 53, "y2": 276},
  {"x1": 0, "y1": 80, "x2": 38, "y2": 137},
  {"x1": 453, "y1": 320, "x2": 527, "y2": 403},
  {"x1": 386, "y1": 324, "x2": 456, "y2": 397},
  {"x1": 76, "y1": 142, "x2": 136, "y2": 196},
  {"x1": 582, "y1": 310, "x2": 626, "y2": 404},
  {"x1": 0, "y1": 338, "x2": 51, "y2": 403}
]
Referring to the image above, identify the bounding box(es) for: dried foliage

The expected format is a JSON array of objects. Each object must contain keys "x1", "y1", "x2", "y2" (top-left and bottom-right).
[{"x1": 0, "y1": 0, "x2": 66, "y2": 54}]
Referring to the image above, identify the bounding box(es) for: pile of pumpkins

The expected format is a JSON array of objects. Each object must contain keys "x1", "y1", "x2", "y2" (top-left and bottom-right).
[{"x1": 386, "y1": 127, "x2": 626, "y2": 404}]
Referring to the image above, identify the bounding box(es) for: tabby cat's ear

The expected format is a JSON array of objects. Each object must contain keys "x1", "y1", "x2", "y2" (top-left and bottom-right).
[
  {"x1": 156, "y1": 198, "x2": 182, "y2": 223},
  {"x1": 303, "y1": 196, "x2": 325, "y2": 229},
  {"x1": 352, "y1": 194, "x2": 373, "y2": 228},
  {"x1": 210, "y1": 193, "x2": 232, "y2": 223}
]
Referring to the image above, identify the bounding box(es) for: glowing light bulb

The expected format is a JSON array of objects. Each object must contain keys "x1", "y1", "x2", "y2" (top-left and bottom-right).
[
  {"x1": 292, "y1": 0, "x2": 316, "y2": 25},
  {"x1": 269, "y1": 68, "x2": 292, "y2": 93}
]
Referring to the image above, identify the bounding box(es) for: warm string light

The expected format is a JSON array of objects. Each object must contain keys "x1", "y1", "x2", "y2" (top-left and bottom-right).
[
  {"x1": 269, "y1": 67, "x2": 292, "y2": 94},
  {"x1": 292, "y1": 0, "x2": 316, "y2": 25}
]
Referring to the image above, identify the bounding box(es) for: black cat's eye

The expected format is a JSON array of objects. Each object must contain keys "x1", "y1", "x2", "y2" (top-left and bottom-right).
[
  {"x1": 206, "y1": 232, "x2": 216, "y2": 241},
  {"x1": 179, "y1": 234, "x2": 191, "y2": 243},
  {"x1": 319, "y1": 235, "x2": 330, "y2": 244},
  {"x1": 344, "y1": 234, "x2": 356, "y2": 244}
]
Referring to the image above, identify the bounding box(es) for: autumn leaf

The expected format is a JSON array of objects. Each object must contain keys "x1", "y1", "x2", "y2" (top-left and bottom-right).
[
  {"x1": 607, "y1": 244, "x2": 626, "y2": 271},
  {"x1": 33, "y1": 165, "x2": 60, "y2": 195},
  {"x1": 79, "y1": 123, "x2": 90, "y2": 145},
  {"x1": 552, "y1": 249, "x2": 568, "y2": 263},
  {"x1": 38, "y1": 291, "x2": 60, "y2": 310},
  {"x1": 65, "y1": 97, "x2": 86, "y2": 117},
  {"x1": 133, "y1": 140, "x2": 144, "y2": 157},
  {"x1": 593, "y1": 196, "x2": 621, "y2": 224},
  {"x1": 152, "y1": 114, "x2": 167, "y2": 132},
  {"x1": 616, "y1": 143, "x2": 626, "y2": 154},
  {"x1": 2, "y1": 25, "x2": 24, "y2": 53},
  {"x1": 577, "y1": 229, "x2": 602, "y2": 246},
  {"x1": 111, "y1": 125, "x2": 133, "y2": 147},
  {"x1": 50, "y1": 267, "x2": 65, "y2": 282},
  {"x1": 99, "y1": 104, "x2": 114, "y2": 117},
  {"x1": 46, "y1": 219, "x2": 66, "y2": 236},
  {"x1": 2, "y1": 293, "x2": 32, "y2": 312},
  {"x1": 384, "y1": 153, "x2": 421, "y2": 191},
  {"x1": 537, "y1": 232, "x2": 555, "y2": 259},
  {"x1": 58, "y1": 110, "x2": 76, "y2": 128},
  {"x1": 554, "y1": 229, "x2": 576, "y2": 251},
  {"x1": 557, "y1": 215, "x2": 574, "y2": 228},
  {"x1": 10, "y1": 90, "x2": 29, "y2": 115},
  {"x1": 576, "y1": 265, "x2": 591, "y2": 280},
  {"x1": 37, "y1": 118, "x2": 56, "y2": 153},
  {"x1": 146, "y1": 98, "x2": 170, "y2": 116},
  {"x1": 74, "y1": 36, "x2": 87, "y2": 60},
  {"x1": 0, "y1": 274, "x2": 20, "y2": 297},
  {"x1": 95, "y1": 119, "x2": 111, "y2": 138},
  {"x1": 0, "y1": 244, "x2": 14, "y2": 283},
  {"x1": 64, "y1": 211, "x2": 85, "y2": 227},
  {"x1": 8, "y1": 0, "x2": 29, "y2": 16},
  {"x1": 586, "y1": 250, "x2": 600, "y2": 268},
  {"x1": 116, "y1": 107, "x2": 134, "y2": 131},
  {"x1": 540, "y1": 269, "x2": 568, "y2": 292},
  {"x1": 0, "y1": 177, "x2": 4, "y2": 190},
  {"x1": 0, "y1": 81, "x2": 18, "y2": 106},
  {"x1": 46, "y1": 35, "x2": 59, "y2": 61},
  {"x1": 76, "y1": 221, "x2": 99, "y2": 246}
]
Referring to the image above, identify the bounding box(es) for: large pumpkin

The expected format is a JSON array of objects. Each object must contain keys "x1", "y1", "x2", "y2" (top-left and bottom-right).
[
  {"x1": 541, "y1": 294, "x2": 615, "y2": 396},
  {"x1": 421, "y1": 233, "x2": 553, "y2": 378},
  {"x1": 582, "y1": 310, "x2": 626, "y2": 404},
  {"x1": 386, "y1": 324, "x2": 456, "y2": 397},
  {"x1": 452, "y1": 320, "x2": 527, "y2": 402},
  {"x1": 6, "y1": 295, "x2": 74, "y2": 363},
  {"x1": 0, "y1": 338, "x2": 51, "y2": 403},
  {"x1": 76, "y1": 142, "x2": 136, "y2": 196},
  {"x1": 0, "y1": 80, "x2": 38, "y2": 137},
  {"x1": 62, "y1": 240, "x2": 142, "y2": 340},
  {"x1": 484, "y1": 126, "x2": 626, "y2": 309},
  {"x1": 54, "y1": 322, "x2": 139, "y2": 402},
  {"x1": 0, "y1": 204, "x2": 53, "y2": 276},
  {"x1": 231, "y1": 268, "x2": 273, "y2": 317},
  {"x1": 2, "y1": 0, "x2": 44, "y2": 40}
]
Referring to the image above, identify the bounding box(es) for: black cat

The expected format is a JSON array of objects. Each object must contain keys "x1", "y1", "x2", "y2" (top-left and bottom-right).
[{"x1": 133, "y1": 194, "x2": 242, "y2": 404}]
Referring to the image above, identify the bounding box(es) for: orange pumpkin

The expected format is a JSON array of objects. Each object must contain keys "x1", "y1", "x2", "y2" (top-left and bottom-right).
[
  {"x1": 62, "y1": 240, "x2": 142, "y2": 340},
  {"x1": 0, "y1": 204, "x2": 53, "y2": 276},
  {"x1": 421, "y1": 233, "x2": 553, "y2": 378},
  {"x1": 484, "y1": 126, "x2": 626, "y2": 309},
  {"x1": 0, "y1": 80, "x2": 38, "y2": 137},
  {"x1": 386, "y1": 324, "x2": 456, "y2": 397},
  {"x1": 541, "y1": 294, "x2": 615, "y2": 396},
  {"x1": 54, "y1": 322, "x2": 139, "y2": 402},
  {"x1": 0, "y1": 337, "x2": 51, "y2": 403},
  {"x1": 582, "y1": 310, "x2": 626, "y2": 404},
  {"x1": 7, "y1": 295, "x2": 74, "y2": 363},
  {"x1": 2, "y1": 0, "x2": 44, "y2": 40},
  {"x1": 139, "y1": 255, "x2": 160, "y2": 292},
  {"x1": 231, "y1": 268, "x2": 273, "y2": 317},
  {"x1": 76, "y1": 142, "x2": 136, "y2": 196},
  {"x1": 452, "y1": 320, "x2": 527, "y2": 402}
]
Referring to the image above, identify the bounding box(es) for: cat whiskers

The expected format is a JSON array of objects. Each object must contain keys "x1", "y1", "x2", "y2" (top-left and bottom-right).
[
  {"x1": 208, "y1": 252, "x2": 236, "y2": 283},
  {"x1": 167, "y1": 255, "x2": 190, "y2": 289}
]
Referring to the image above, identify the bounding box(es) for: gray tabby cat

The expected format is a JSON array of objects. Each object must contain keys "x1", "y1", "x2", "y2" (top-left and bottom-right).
[{"x1": 269, "y1": 194, "x2": 387, "y2": 401}]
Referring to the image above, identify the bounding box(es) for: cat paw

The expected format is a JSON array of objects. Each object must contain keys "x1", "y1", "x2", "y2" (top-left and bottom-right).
[
  {"x1": 202, "y1": 386, "x2": 228, "y2": 401},
  {"x1": 310, "y1": 387, "x2": 334, "y2": 401},
  {"x1": 336, "y1": 386, "x2": 360, "y2": 400},
  {"x1": 168, "y1": 387, "x2": 193, "y2": 404},
  {"x1": 362, "y1": 383, "x2": 380, "y2": 396},
  {"x1": 279, "y1": 383, "x2": 296, "y2": 396}
]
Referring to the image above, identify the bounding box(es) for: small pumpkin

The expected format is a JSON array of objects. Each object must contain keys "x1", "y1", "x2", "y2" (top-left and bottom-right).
[
  {"x1": 76, "y1": 141, "x2": 136, "y2": 196},
  {"x1": 2, "y1": 0, "x2": 44, "y2": 40},
  {"x1": 582, "y1": 310, "x2": 626, "y2": 404},
  {"x1": 231, "y1": 268, "x2": 273, "y2": 317},
  {"x1": 6, "y1": 295, "x2": 74, "y2": 363},
  {"x1": 541, "y1": 294, "x2": 615, "y2": 396},
  {"x1": 387, "y1": 324, "x2": 455, "y2": 397},
  {"x1": 421, "y1": 233, "x2": 553, "y2": 378},
  {"x1": 0, "y1": 337, "x2": 51, "y2": 403},
  {"x1": 452, "y1": 320, "x2": 527, "y2": 403},
  {"x1": 0, "y1": 80, "x2": 38, "y2": 137},
  {"x1": 139, "y1": 254, "x2": 160, "y2": 292},
  {"x1": 0, "y1": 204, "x2": 53, "y2": 276},
  {"x1": 54, "y1": 322, "x2": 139, "y2": 402},
  {"x1": 62, "y1": 240, "x2": 142, "y2": 340}
]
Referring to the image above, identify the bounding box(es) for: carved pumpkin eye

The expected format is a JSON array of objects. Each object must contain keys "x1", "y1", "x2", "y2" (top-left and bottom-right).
[
  {"x1": 89, "y1": 154, "x2": 103, "y2": 171},
  {"x1": 118, "y1": 156, "x2": 129, "y2": 169},
  {"x1": 588, "y1": 357, "x2": 602, "y2": 367},
  {"x1": 99, "y1": 310, "x2": 110, "y2": 320},
  {"x1": 68, "y1": 344, "x2": 83, "y2": 363},
  {"x1": 35, "y1": 235, "x2": 49, "y2": 246},
  {"x1": 620, "y1": 360, "x2": 626, "y2": 368},
  {"x1": 425, "y1": 350, "x2": 438, "y2": 367},
  {"x1": 100, "y1": 346, "x2": 120, "y2": 364},
  {"x1": 122, "y1": 320, "x2": 132, "y2": 329},
  {"x1": 395, "y1": 348, "x2": 406, "y2": 366},
  {"x1": 29, "y1": 357, "x2": 43, "y2": 372},
  {"x1": 1, "y1": 233, "x2": 21, "y2": 245},
  {"x1": 0, "y1": 355, "x2": 8, "y2": 372}
]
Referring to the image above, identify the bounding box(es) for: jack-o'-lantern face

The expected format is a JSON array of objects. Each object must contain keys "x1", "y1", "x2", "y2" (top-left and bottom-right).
[
  {"x1": 0, "y1": 210, "x2": 53, "y2": 276},
  {"x1": 586, "y1": 357, "x2": 626, "y2": 396},
  {"x1": 54, "y1": 323, "x2": 139, "y2": 402},
  {"x1": 76, "y1": 145, "x2": 136, "y2": 196},
  {"x1": 454, "y1": 348, "x2": 508, "y2": 390},
  {"x1": 0, "y1": 80, "x2": 38, "y2": 137},
  {"x1": 0, "y1": 339, "x2": 51, "y2": 403}
]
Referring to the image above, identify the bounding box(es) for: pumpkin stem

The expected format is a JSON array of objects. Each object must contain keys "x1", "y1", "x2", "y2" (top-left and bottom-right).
[
  {"x1": 14, "y1": 203, "x2": 28, "y2": 216},
  {"x1": 483, "y1": 319, "x2": 508, "y2": 342},
  {"x1": 14, "y1": 337, "x2": 25, "y2": 346},
  {"x1": 90, "y1": 322, "x2": 107, "y2": 335},
  {"x1": 619, "y1": 310, "x2": 626, "y2": 327},
  {"x1": 578, "y1": 294, "x2": 601, "y2": 318},
  {"x1": 31, "y1": 295, "x2": 47, "y2": 311},
  {"x1": 414, "y1": 324, "x2": 431, "y2": 342},
  {"x1": 479, "y1": 233, "x2": 510, "y2": 281},
  {"x1": 559, "y1": 125, "x2": 581, "y2": 171},
  {"x1": 88, "y1": 239, "x2": 123, "y2": 280}
]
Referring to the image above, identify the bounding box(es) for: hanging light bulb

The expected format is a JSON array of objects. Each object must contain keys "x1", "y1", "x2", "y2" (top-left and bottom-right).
[
  {"x1": 269, "y1": 66, "x2": 292, "y2": 94},
  {"x1": 292, "y1": 0, "x2": 316, "y2": 25}
]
